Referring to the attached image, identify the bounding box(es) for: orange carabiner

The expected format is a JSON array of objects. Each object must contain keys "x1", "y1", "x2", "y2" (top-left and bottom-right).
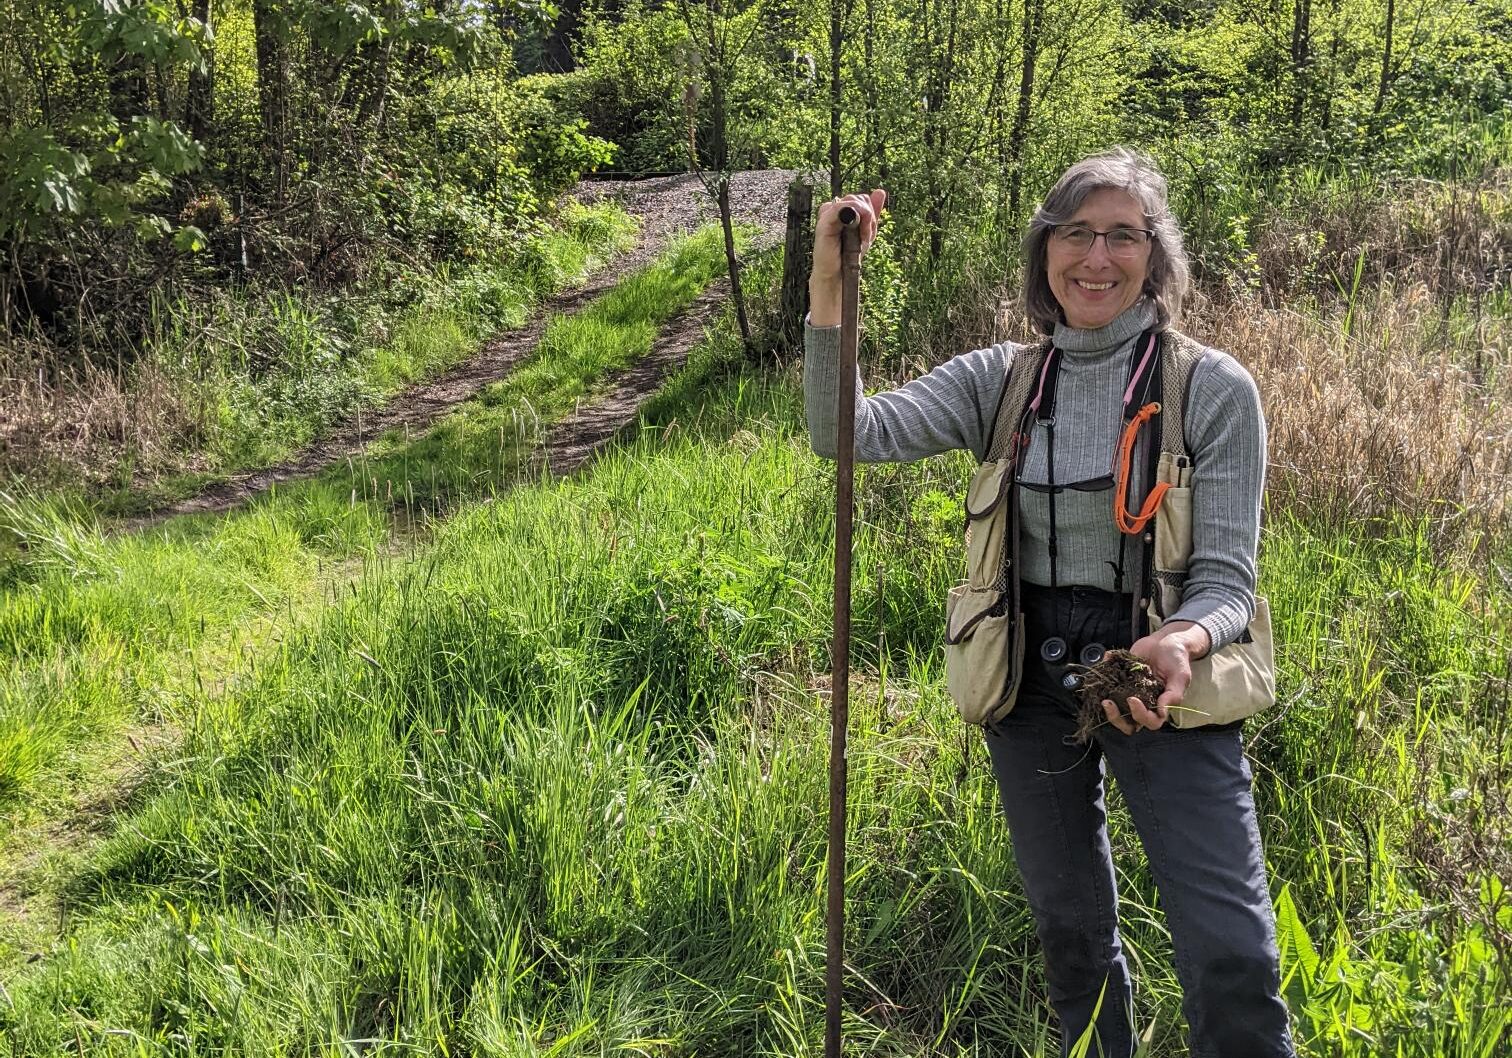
[{"x1": 1114, "y1": 402, "x2": 1168, "y2": 535}]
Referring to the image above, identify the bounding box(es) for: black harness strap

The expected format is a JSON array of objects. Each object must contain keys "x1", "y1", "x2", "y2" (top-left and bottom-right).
[{"x1": 1131, "y1": 336, "x2": 1166, "y2": 638}]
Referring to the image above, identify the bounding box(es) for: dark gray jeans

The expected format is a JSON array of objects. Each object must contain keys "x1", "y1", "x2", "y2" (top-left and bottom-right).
[{"x1": 984, "y1": 582, "x2": 1295, "y2": 1057}]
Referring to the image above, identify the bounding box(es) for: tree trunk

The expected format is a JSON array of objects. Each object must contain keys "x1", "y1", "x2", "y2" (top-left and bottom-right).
[
  {"x1": 719, "y1": 175, "x2": 754, "y2": 359},
  {"x1": 1319, "y1": 0, "x2": 1341, "y2": 131},
  {"x1": 922, "y1": 0, "x2": 940, "y2": 261},
  {"x1": 778, "y1": 177, "x2": 815, "y2": 356},
  {"x1": 1373, "y1": 0, "x2": 1395, "y2": 116},
  {"x1": 829, "y1": 0, "x2": 842, "y2": 196},
  {"x1": 107, "y1": 57, "x2": 149, "y2": 124},
  {"x1": 863, "y1": 0, "x2": 887, "y2": 184},
  {"x1": 543, "y1": 0, "x2": 583, "y2": 72},
  {"x1": 153, "y1": 62, "x2": 170, "y2": 121},
  {"x1": 1006, "y1": 0, "x2": 1041, "y2": 219},
  {"x1": 707, "y1": 70, "x2": 753, "y2": 357},
  {"x1": 253, "y1": 0, "x2": 290, "y2": 204},
  {"x1": 992, "y1": 0, "x2": 1010, "y2": 260},
  {"x1": 185, "y1": 0, "x2": 214, "y2": 142},
  {"x1": 1289, "y1": 0, "x2": 1311, "y2": 130}
]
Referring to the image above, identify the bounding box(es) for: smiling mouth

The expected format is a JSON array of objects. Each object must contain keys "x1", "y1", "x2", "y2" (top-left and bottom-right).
[{"x1": 1075, "y1": 279, "x2": 1116, "y2": 291}]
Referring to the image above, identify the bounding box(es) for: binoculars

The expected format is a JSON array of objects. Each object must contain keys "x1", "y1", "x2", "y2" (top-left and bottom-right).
[{"x1": 1040, "y1": 637, "x2": 1106, "y2": 692}]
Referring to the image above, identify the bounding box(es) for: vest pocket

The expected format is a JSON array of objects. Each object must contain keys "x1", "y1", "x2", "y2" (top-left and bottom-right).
[
  {"x1": 1154, "y1": 485, "x2": 1193, "y2": 572},
  {"x1": 1152, "y1": 596, "x2": 1277, "y2": 728},
  {"x1": 944, "y1": 583, "x2": 1023, "y2": 725},
  {"x1": 1151, "y1": 452, "x2": 1193, "y2": 618},
  {"x1": 1152, "y1": 484, "x2": 1192, "y2": 617},
  {"x1": 964, "y1": 459, "x2": 1013, "y2": 590}
]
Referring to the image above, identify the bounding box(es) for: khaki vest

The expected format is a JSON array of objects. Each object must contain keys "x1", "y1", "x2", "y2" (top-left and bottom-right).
[{"x1": 944, "y1": 330, "x2": 1276, "y2": 729}]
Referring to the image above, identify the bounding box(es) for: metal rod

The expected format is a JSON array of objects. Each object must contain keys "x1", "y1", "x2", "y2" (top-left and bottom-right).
[{"x1": 827, "y1": 204, "x2": 862, "y2": 1058}]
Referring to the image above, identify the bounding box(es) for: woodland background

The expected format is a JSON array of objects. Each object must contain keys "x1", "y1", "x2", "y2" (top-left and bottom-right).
[{"x1": 2, "y1": 0, "x2": 1507, "y2": 491}]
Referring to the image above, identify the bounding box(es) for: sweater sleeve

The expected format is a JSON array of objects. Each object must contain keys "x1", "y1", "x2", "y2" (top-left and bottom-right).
[
  {"x1": 803, "y1": 316, "x2": 1012, "y2": 464},
  {"x1": 1166, "y1": 351, "x2": 1267, "y2": 652}
]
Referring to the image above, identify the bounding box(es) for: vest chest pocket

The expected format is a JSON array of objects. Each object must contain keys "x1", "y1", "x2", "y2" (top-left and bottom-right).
[{"x1": 963, "y1": 459, "x2": 1013, "y2": 590}]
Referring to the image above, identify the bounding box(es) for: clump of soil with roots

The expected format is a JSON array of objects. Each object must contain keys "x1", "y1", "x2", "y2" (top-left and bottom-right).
[{"x1": 1071, "y1": 649, "x2": 1165, "y2": 742}]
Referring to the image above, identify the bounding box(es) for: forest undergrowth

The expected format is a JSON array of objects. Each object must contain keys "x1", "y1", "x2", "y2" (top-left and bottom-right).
[{"x1": 0, "y1": 175, "x2": 1508, "y2": 1054}]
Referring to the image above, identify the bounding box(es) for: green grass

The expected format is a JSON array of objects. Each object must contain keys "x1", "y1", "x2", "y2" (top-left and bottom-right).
[
  {"x1": 0, "y1": 222, "x2": 739, "y2": 833},
  {"x1": 0, "y1": 217, "x2": 1506, "y2": 1054},
  {"x1": 1, "y1": 328, "x2": 1507, "y2": 1054}
]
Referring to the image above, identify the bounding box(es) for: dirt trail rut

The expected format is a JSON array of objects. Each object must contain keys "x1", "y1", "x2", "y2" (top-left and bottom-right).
[{"x1": 124, "y1": 169, "x2": 801, "y2": 531}]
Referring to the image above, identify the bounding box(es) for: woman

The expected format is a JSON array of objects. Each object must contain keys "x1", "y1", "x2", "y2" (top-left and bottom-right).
[{"x1": 803, "y1": 148, "x2": 1295, "y2": 1057}]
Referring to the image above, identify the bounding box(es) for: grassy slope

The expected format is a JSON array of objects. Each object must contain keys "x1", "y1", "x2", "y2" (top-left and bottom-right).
[
  {"x1": 2, "y1": 263, "x2": 1508, "y2": 1055},
  {"x1": 0, "y1": 225, "x2": 742, "y2": 978}
]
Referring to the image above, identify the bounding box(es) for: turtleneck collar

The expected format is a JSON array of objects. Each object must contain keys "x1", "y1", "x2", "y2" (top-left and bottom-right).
[{"x1": 1053, "y1": 299, "x2": 1157, "y2": 358}]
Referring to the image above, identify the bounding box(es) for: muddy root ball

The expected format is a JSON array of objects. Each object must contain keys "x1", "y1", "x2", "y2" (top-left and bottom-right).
[{"x1": 1072, "y1": 648, "x2": 1165, "y2": 742}]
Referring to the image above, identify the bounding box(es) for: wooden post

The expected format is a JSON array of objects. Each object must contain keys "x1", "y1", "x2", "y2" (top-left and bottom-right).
[{"x1": 778, "y1": 177, "x2": 815, "y2": 357}]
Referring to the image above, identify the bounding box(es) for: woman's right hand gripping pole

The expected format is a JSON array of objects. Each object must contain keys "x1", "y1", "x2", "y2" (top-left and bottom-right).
[{"x1": 808, "y1": 189, "x2": 887, "y2": 327}]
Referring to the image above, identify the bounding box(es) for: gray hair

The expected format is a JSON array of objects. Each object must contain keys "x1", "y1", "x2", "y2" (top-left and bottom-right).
[{"x1": 1022, "y1": 148, "x2": 1190, "y2": 335}]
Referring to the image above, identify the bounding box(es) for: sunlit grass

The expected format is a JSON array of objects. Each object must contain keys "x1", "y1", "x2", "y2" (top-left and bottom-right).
[
  {"x1": 0, "y1": 224, "x2": 736, "y2": 818},
  {"x1": 1, "y1": 348, "x2": 1507, "y2": 1054},
  {"x1": 0, "y1": 195, "x2": 1508, "y2": 1055}
]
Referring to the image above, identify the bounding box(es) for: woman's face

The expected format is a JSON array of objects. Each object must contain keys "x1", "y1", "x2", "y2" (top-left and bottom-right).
[{"x1": 1046, "y1": 188, "x2": 1152, "y2": 331}]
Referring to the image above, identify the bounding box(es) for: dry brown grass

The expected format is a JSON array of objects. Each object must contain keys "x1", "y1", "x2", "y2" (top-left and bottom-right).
[
  {"x1": 1188, "y1": 280, "x2": 1511, "y2": 552},
  {"x1": 1251, "y1": 173, "x2": 1512, "y2": 307},
  {"x1": 1208, "y1": 172, "x2": 1512, "y2": 553},
  {"x1": 0, "y1": 335, "x2": 207, "y2": 490}
]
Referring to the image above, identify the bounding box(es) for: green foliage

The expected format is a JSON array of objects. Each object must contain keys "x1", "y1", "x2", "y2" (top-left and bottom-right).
[
  {"x1": 0, "y1": 0, "x2": 621, "y2": 386},
  {"x1": 72, "y1": 0, "x2": 209, "y2": 71},
  {"x1": 572, "y1": 1, "x2": 698, "y2": 172},
  {"x1": 548, "y1": 0, "x2": 1512, "y2": 361},
  {"x1": 0, "y1": 117, "x2": 203, "y2": 242}
]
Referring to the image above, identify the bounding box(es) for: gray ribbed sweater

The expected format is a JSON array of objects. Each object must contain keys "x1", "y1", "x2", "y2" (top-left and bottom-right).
[{"x1": 802, "y1": 299, "x2": 1266, "y2": 651}]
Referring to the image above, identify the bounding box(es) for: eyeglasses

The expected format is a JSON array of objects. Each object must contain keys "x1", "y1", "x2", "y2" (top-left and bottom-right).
[{"x1": 1050, "y1": 224, "x2": 1154, "y2": 258}]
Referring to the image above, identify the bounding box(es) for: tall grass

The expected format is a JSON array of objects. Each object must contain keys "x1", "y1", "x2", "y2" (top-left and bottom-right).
[
  {"x1": 1189, "y1": 280, "x2": 1512, "y2": 551},
  {"x1": 2, "y1": 348, "x2": 1507, "y2": 1055},
  {"x1": 0, "y1": 223, "x2": 736, "y2": 823},
  {"x1": 0, "y1": 493, "x2": 384, "y2": 812},
  {"x1": 0, "y1": 200, "x2": 639, "y2": 502}
]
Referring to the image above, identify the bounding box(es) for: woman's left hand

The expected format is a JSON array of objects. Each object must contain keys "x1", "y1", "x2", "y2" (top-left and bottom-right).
[{"x1": 1100, "y1": 621, "x2": 1212, "y2": 734}]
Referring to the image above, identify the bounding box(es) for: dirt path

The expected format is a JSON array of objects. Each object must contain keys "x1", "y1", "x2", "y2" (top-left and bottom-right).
[
  {"x1": 542, "y1": 276, "x2": 732, "y2": 476},
  {"x1": 123, "y1": 169, "x2": 800, "y2": 531}
]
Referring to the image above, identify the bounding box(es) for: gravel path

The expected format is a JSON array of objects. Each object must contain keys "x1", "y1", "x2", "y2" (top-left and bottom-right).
[
  {"x1": 121, "y1": 169, "x2": 805, "y2": 531},
  {"x1": 574, "y1": 169, "x2": 798, "y2": 263}
]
